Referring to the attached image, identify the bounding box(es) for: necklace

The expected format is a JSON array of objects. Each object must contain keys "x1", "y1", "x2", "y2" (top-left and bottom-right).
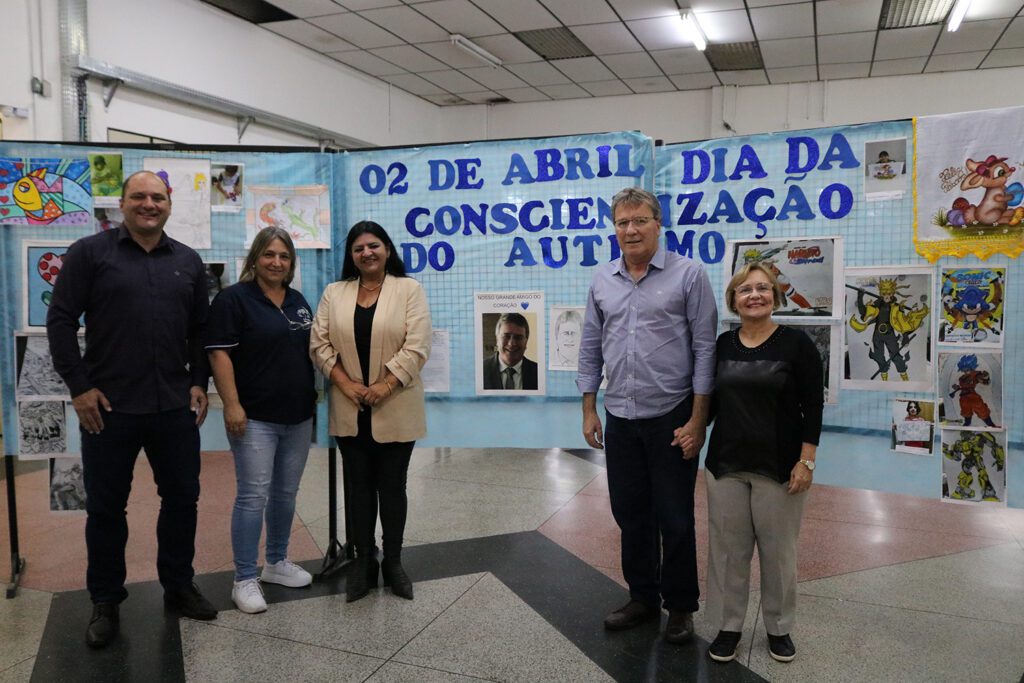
[{"x1": 359, "y1": 274, "x2": 385, "y2": 291}]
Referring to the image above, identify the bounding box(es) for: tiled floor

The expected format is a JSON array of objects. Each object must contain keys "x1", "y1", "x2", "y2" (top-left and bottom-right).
[{"x1": 3, "y1": 444, "x2": 1024, "y2": 682}]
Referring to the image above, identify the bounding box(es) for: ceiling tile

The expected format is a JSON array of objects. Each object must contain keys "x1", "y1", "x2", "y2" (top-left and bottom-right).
[
  {"x1": 537, "y1": 83, "x2": 593, "y2": 99},
  {"x1": 697, "y1": 9, "x2": 755, "y2": 43},
  {"x1": 623, "y1": 75, "x2": 675, "y2": 93},
  {"x1": 458, "y1": 90, "x2": 502, "y2": 103},
  {"x1": 328, "y1": 48, "x2": 408, "y2": 75},
  {"x1": 758, "y1": 37, "x2": 816, "y2": 68},
  {"x1": 263, "y1": 19, "x2": 358, "y2": 51},
  {"x1": 965, "y1": 0, "x2": 1024, "y2": 20},
  {"x1": 496, "y1": 86, "x2": 552, "y2": 102},
  {"x1": 417, "y1": 40, "x2": 488, "y2": 68},
  {"x1": 746, "y1": 0, "x2": 809, "y2": 6},
  {"x1": 569, "y1": 23, "x2": 644, "y2": 55},
  {"x1": 874, "y1": 26, "x2": 941, "y2": 60},
  {"x1": 818, "y1": 31, "x2": 876, "y2": 64},
  {"x1": 816, "y1": 0, "x2": 884, "y2": 35},
  {"x1": 580, "y1": 79, "x2": 633, "y2": 96},
  {"x1": 473, "y1": 35, "x2": 542, "y2": 64},
  {"x1": 551, "y1": 56, "x2": 616, "y2": 81},
  {"x1": 924, "y1": 51, "x2": 987, "y2": 72},
  {"x1": 419, "y1": 68, "x2": 489, "y2": 91},
  {"x1": 540, "y1": 0, "x2": 619, "y2": 25},
  {"x1": 998, "y1": 17, "x2": 1024, "y2": 48},
  {"x1": 311, "y1": 12, "x2": 405, "y2": 48},
  {"x1": 360, "y1": 5, "x2": 449, "y2": 42},
  {"x1": 602, "y1": 52, "x2": 663, "y2": 78},
  {"x1": 819, "y1": 62, "x2": 871, "y2": 79},
  {"x1": 668, "y1": 71, "x2": 720, "y2": 89},
  {"x1": 626, "y1": 15, "x2": 692, "y2": 51},
  {"x1": 459, "y1": 65, "x2": 530, "y2": 89},
  {"x1": 470, "y1": 0, "x2": 561, "y2": 32},
  {"x1": 982, "y1": 47, "x2": 1024, "y2": 68},
  {"x1": 414, "y1": 0, "x2": 505, "y2": 38},
  {"x1": 505, "y1": 61, "x2": 573, "y2": 85},
  {"x1": 422, "y1": 93, "x2": 468, "y2": 105},
  {"x1": 717, "y1": 69, "x2": 769, "y2": 85},
  {"x1": 369, "y1": 45, "x2": 449, "y2": 71},
  {"x1": 767, "y1": 65, "x2": 818, "y2": 83},
  {"x1": 335, "y1": 0, "x2": 398, "y2": 8},
  {"x1": 934, "y1": 19, "x2": 1012, "y2": 54},
  {"x1": 383, "y1": 72, "x2": 448, "y2": 94},
  {"x1": 267, "y1": 0, "x2": 347, "y2": 18},
  {"x1": 689, "y1": 1, "x2": 744, "y2": 10},
  {"x1": 650, "y1": 46, "x2": 712, "y2": 74},
  {"x1": 870, "y1": 56, "x2": 927, "y2": 76},
  {"x1": 749, "y1": 3, "x2": 815, "y2": 40},
  {"x1": 605, "y1": 0, "x2": 681, "y2": 21}
]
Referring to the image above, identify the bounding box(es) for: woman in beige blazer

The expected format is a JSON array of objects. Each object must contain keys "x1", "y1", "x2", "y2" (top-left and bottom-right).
[{"x1": 310, "y1": 221, "x2": 431, "y2": 602}]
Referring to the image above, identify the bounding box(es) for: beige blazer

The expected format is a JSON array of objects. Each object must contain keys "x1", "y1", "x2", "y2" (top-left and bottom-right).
[{"x1": 310, "y1": 276, "x2": 431, "y2": 442}]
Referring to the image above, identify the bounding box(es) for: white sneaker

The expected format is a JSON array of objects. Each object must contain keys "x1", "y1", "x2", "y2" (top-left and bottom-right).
[
  {"x1": 232, "y1": 578, "x2": 267, "y2": 614},
  {"x1": 261, "y1": 559, "x2": 313, "y2": 588}
]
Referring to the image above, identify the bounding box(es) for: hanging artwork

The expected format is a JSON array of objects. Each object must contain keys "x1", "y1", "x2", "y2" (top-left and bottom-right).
[
  {"x1": 786, "y1": 322, "x2": 842, "y2": 405},
  {"x1": 93, "y1": 207, "x2": 123, "y2": 233},
  {"x1": 724, "y1": 237, "x2": 843, "y2": 319},
  {"x1": 843, "y1": 266, "x2": 933, "y2": 391},
  {"x1": 891, "y1": 398, "x2": 935, "y2": 455},
  {"x1": 938, "y1": 267, "x2": 1005, "y2": 347},
  {"x1": 88, "y1": 153, "x2": 123, "y2": 207},
  {"x1": 211, "y1": 162, "x2": 244, "y2": 213},
  {"x1": 915, "y1": 105, "x2": 1024, "y2": 261},
  {"x1": 143, "y1": 157, "x2": 212, "y2": 249},
  {"x1": 941, "y1": 429, "x2": 1006, "y2": 504},
  {"x1": 22, "y1": 240, "x2": 73, "y2": 331},
  {"x1": 15, "y1": 334, "x2": 70, "y2": 400},
  {"x1": 246, "y1": 184, "x2": 331, "y2": 249},
  {"x1": 475, "y1": 291, "x2": 546, "y2": 396},
  {"x1": 50, "y1": 457, "x2": 87, "y2": 512},
  {"x1": 17, "y1": 400, "x2": 67, "y2": 459},
  {"x1": 938, "y1": 350, "x2": 1002, "y2": 429},
  {"x1": 549, "y1": 306, "x2": 585, "y2": 372},
  {"x1": 0, "y1": 157, "x2": 93, "y2": 226},
  {"x1": 864, "y1": 138, "x2": 907, "y2": 202}
]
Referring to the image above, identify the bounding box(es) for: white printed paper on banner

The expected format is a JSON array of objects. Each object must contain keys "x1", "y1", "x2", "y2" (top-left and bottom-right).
[
  {"x1": 422, "y1": 329, "x2": 451, "y2": 393},
  {"x1": 475, "y1": 291, "x2": 545, "y2": 395},
  {"x1": 143, "y1": 157, "x2": 212, "y2": 249}
]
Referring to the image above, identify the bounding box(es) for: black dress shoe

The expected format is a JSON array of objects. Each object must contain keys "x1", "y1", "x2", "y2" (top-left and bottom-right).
[
  {"x1": 664, "y1": 610, "x2": 694, "y2": 644},
  {"x1": 382, "y1": 558, "x2": 414, "y2": 600},
  {"x1": 346, "y1": 557, "x2": 371, "y2": 603},
  {"x1": 86, "y1": 603, "x2": 120, "y2": 648},
  {"x1": 603, "y1": 600, "x2": 659, "y2": 631},
  {"x1": 164, "y1": 583, "x2": 218, "y2": 620},
  {"x1": 708, "y1": 630, "x2": 742, "y2": 662},
  {"x1": 768, "y1": 633, "x2": 796, "y2": 662}
]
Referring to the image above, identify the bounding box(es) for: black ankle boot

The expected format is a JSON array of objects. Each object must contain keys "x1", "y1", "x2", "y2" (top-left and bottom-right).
[
  {"x1": 366, "y1": 554, "x2": 380, "y2": 589},
  {"x1": 382, "y1": 558, "x2": 414, "y2": 600},
  {"x1": 346, "y1": 557, "x2": 370, "y2": 603}
]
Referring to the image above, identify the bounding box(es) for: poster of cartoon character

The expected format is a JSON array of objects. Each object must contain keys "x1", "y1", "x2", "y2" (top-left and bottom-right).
[
  {"x1": 941, "y1": 429, "x2": 1006, "y2": 504},
  {"x1": 938, "y1": 351, "x2": 1002, "y2": 429},
  {"x1": 843, "y1": 266, "x2": 933, "y2": 392},
  {"x1": 0, "y1": 157, "x2": 93, "y2": 226},
  {"x1": 22, "y1": 240, "x2": 73, "y2": 331},
  {"x1": 938, "y1": 267, "x2": 1005, "y2": 347},
  {"x1": 724, "y1": 237, "x2": 843, "y2": 319},
  {"x1": 891, "y1": 398, "x2": 935, "y2": 455}
]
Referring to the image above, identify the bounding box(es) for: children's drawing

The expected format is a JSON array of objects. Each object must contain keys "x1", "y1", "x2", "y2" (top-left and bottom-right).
[
  {"x1": 942, "y1": 429, "x2": 1006, "y2": 503},
  {"x1": 843, "y1": 267, "x2": 932, "y2": 391},
  {"x1": 725, "y1": 237, "x2": 842, "y2": 318},
  {"x1": 938, "y1": 351, "x2": 1002, "y2": 429},
  {"x1": 247, "y1": 185, "x2": 331, "y2": 249},
  {"x1": 22, "y1": 240, "x2": 73, "y2": 330},
  {"x1": 50, "y1": 457, "x2": 87, "y2": 512},
  {"x1": 143, "y1": 157, "x2": 212, "y2": 249},
  {"x1": 0, "y1": 157, "x2": 93, "y2": 226},
  {"x1": 16, "y1": 334, "x2": 70, "y2": 400},
  {"x1": 939, "y1": 267, "x2": 1005, "y2": 346},
  {"x1": 17, "y1": 400, "x2": 67, "y2": 459},
  {"x1": 891, "y1": 398, "x2": 935, "y2": 455}
]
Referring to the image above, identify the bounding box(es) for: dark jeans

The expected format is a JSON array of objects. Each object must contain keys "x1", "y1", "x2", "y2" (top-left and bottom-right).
[
  {"x1": 81, "y1": 408, "x2": 200, "y2": 604},
  {"x1": 335, "y1": 413, "x2": 414, "y2": 560},
  {"x1": 604, "y1": 397, "x2": 699, "y2": 612}
]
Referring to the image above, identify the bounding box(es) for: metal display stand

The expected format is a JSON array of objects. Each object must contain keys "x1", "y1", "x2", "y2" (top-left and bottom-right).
[
  {"x1": 315, "y1": 446, "x2": 353, "y2": 579},
  {"x1": 5, "y1": 455, "x2": 25, "y2": 598}
]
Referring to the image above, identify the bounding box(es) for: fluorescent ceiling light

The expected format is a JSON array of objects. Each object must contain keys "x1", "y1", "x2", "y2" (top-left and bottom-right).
[
  {"x1": 450, "y1": 34, "x2": 502, "y2": 68},
  {"x1": 947, "y1": 0, "x2": 972, "y2": 31},
  {"x1": 679, "y1": 11, "x2": 707, "y2": 51}
]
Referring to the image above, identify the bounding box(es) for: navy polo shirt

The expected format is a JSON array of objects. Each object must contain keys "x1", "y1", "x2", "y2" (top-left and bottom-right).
[{"x1": 205, "y1": 281, "x2": 316, "y2": 425}]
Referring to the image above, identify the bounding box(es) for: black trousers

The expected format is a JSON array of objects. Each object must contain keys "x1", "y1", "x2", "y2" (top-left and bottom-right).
[
  {"x1": 81, "y1": 408, "x2": 200, "y2": 604},
  {"x1": 336, "y1": 410, "x2": 414, "y2": 559},
  {"x1": 604, "y1": 397, "x2": 700, "y2": 613}
]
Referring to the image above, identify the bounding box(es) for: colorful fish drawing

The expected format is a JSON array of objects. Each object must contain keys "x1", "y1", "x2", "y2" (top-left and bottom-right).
[{"x1": 14, "y1": 168, "x2": 65, "y2": 224}]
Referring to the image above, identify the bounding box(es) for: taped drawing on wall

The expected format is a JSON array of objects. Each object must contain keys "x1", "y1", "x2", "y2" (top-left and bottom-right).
[
  {"x1": 143, "y1": 157, "x2": 212, "y2": 249},
  {"x1": 0, "y1": 157, "x2": 93, "y2": 226},
  {"x1": 247, "y1": 184, "x2": 331, "y2": 249}
]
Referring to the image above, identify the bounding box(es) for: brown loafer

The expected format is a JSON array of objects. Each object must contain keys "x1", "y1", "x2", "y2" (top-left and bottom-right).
[
  {"x1": 664, "y1": 610, "x2": 694, "y2": 644},
  {"x1": 603, "y1": 600, "x2": 660, "y2": 630}
]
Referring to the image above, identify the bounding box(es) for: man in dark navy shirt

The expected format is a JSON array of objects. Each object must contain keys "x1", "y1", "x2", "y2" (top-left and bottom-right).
[{"x1": 47, "y1": 171, "x2": 217, "y2": 649}]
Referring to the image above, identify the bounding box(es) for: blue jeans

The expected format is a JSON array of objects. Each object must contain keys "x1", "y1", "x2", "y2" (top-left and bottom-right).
[{"x1": 228, "y1": 418, "x2": 313, "y2": 581}]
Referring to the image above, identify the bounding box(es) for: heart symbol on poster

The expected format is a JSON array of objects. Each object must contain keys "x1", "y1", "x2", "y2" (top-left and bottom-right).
[
  {"x1": 0, "y1": 208, "x2": 9, "y2": 216},
  {"x1": 14, "y1": 162, "x2": 24, "y2": 170},
  {"x1": 0, "y1": 196, "x2": 9, "y2": 203},
  {"x1": 0, "y1": 169, "x2": 8, "y2": 177},
  {"x1": 0, "y1": 182, "x2": 7, "y2": 189},
  {"x1": 37, "y1": 252, "x2": 64, "y2": 286},
  {"x1": 520, "y1": 302, "x2": 529, "y2": 310}
]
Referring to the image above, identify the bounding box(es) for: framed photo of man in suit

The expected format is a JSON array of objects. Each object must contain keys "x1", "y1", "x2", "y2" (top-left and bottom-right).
[{"x1": 474, "y1": 291, "x2": 545, "y2": 395}]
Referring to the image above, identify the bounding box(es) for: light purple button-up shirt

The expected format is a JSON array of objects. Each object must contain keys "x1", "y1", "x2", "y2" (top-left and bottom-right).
[{"x1": 576, "y1": 247, "x2": 718, "y2": 420}]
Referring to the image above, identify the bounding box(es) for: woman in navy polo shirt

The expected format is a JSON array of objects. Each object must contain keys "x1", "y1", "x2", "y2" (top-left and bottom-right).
[{"x1": 207, "y1": 227, "x2": 317, "y2": 614}]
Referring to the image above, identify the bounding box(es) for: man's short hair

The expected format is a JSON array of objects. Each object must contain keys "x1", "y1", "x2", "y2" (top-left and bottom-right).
[
  {"x1": 121, "y1": 170, "x2": 171, "y2": 199},
  {"x1": 555, "y1": 309, "x2": 583, "y2": 336},
  {"x1": 495, "y1": 312, "x2": 530, "y2": 338},
  {"x1": 611, "y1": 187, "x2": 661, "y2": 223}
]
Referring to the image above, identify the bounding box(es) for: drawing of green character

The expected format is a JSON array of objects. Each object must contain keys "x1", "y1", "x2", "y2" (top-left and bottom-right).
[{"x1": 943, "y1": 431, "x2": 1005, "y2": 502}]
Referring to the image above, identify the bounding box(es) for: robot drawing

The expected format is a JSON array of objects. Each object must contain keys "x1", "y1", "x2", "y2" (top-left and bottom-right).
[
  {"x1": 943, "y1": 431, "x2": 1005, "y2": 502},
  {"x1": 848, "y1": 277, "x2": 929, "y2": 381}
]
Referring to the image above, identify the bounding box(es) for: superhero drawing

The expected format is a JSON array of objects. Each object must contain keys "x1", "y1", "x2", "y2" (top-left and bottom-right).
[
  {"x1": 938, "y1": 351, "x2": 1002, "y2": 428},
  {"x1": 939, "y1": 267, "x2": 1005, "y2": 346},
  {"x1": 726, "y1": 237, "x2": 841, "y2": 317},
  {"x1": 941, "y1": 430, "x2": 1006, "y2": 503},
  {"x1": 843, "y1": 267, "x2": 933, "y2": 392}
]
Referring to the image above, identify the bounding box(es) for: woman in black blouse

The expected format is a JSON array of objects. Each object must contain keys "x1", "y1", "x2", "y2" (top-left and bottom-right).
[{"x1": 694, "y1": 262, "x2": 823, "y2": 664}]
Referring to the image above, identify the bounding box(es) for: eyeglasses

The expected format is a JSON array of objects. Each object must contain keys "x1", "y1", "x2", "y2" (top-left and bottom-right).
[
  {"x1": 614, "y1": 216, "x2": 655, "y2": 229},
  {"x1": 736, "y1": 283, "x2": 774, "y2": 297},
  {"x1": 279, "y1": 308, "x2": 312, "y2": 330}
]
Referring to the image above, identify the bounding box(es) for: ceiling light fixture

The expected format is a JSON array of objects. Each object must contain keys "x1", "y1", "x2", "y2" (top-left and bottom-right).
[
  {"x1": 450, "y1": 34, "x2": 502, "y2": 68},
  {"x1": 679, "y1": 10, "x2": 707, "y2": 51},
  {"x1": 947, "y1": 0, "x2": 973, "y2": 32}
]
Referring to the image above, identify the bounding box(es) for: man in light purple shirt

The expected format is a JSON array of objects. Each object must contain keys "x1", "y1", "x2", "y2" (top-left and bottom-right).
[{"x1": 577, "y1": 187, "x2": 717, "y2": 644}]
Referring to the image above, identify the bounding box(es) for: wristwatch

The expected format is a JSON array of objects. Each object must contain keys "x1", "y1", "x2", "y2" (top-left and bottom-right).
[{"x1": 799, "y1": 459, "x2": 815, "y2": 471}]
